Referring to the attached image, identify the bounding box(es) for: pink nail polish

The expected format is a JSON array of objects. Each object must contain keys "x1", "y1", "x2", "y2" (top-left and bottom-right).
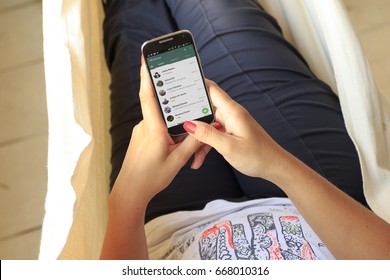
[{"x1": 183, "y1": 121, "x2": 197, "y2": 134}]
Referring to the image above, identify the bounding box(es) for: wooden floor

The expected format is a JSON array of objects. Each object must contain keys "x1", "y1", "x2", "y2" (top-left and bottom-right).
[{"x1": 0, "y1": 0, "x2": 389, "y2": 259}]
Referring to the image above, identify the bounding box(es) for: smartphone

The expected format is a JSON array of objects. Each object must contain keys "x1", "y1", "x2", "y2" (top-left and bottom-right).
[{"x1": 141, "y1": 30, "x2": 214, "y2": 135}]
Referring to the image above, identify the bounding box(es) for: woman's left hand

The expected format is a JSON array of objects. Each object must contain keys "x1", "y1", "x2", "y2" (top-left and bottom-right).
[
  {"x1": 111, "y1": 56, "x2": 208, "y2": 206},
  {"x1": 101, "y1": 57, "x2": 213, "y2": 259}
]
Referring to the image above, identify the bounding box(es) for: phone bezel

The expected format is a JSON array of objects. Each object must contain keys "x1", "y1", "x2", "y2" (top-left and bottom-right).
[{"x1": 141, "y1": 30, "x2": 214, "y2": 135}]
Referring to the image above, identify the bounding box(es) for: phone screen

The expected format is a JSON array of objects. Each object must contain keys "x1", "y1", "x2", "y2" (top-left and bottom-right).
[{"x1": 144, "y1": 34, "x2": 213, "y2": 135}]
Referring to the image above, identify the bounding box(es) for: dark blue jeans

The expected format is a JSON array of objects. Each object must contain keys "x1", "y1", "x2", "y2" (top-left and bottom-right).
[{"x1": 103, "y1": 0, "x2": 365, "y2": 222}]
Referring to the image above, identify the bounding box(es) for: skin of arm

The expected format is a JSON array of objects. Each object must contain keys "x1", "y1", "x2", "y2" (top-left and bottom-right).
[
  {"x1": 185, "y1": 81, "x2": 390, "y2": 260},
  {"x1": 101, "y1": 58, "x2": 390, "y2": 260},
  {"x1": 100, "y1": 58, "x2": 209, "y2": 259}
]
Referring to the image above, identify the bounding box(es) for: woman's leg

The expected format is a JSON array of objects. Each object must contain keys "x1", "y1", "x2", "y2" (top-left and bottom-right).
[
  {"x1": 103, "y1": 0, "x2": 244, "y2": 223},
  {"x1": 165, "y1": 0, "x2": 366, "y2": 205}
]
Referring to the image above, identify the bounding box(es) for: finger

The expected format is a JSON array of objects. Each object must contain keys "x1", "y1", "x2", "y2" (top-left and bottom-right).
[
  {"x1": 205, "y1": 80, "x2": 233, "y2": 107},
  {"x1": 206, "y1": 80, "x2": 243, "y2": 124},
  {"x1": 184, "y1": 121, "x2": 235, "y2": 157},
  {"x1": 167, "y1": 133, "x2": 201, "y2": 169},
  {"x1": 139, "y1": 55, "x2": 166, "y2": 127},
  {"x1": 190, "y1": 121, "x2": 224, "y2": 169},
  {"x1": 191, "y1": 144, "x2": 212, "y2": 170}
]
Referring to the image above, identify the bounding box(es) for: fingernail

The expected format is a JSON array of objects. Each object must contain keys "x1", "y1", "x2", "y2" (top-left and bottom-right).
[
  {"x1": 212, "y1": 122, "x2": 223, "y2": 130},
  {"x1": 183, "y1": 121, "x2": 197, "y2": 134},
  {"x1": 190, "y1": 162, "x2": 197, "y2": 170}
]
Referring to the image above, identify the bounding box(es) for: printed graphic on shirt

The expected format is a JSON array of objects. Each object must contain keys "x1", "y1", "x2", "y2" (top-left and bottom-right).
[
  {"x1": 279, "y1": 216, "x2": 316, "y2": 260},
  {"x1": 199, "y1": 221, "x2": 234, "y2": 260},
  {"x1": 232, "y1": 224, "x2": 254, "y2": 259},
  {"x1": 248, "y1": 213, "x2": 283, "y2": 260},
  {"x1": 198, "y1": 213, "x2": 317, "y2": 260}
]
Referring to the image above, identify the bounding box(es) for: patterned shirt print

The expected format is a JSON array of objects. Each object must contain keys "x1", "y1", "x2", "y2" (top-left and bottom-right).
[
  {"x1": 145, "y1": 198, "x2": 334, "y2": 260},
  {"x1": 199, "y1": 213, "x2": 317, "y2": 260}
]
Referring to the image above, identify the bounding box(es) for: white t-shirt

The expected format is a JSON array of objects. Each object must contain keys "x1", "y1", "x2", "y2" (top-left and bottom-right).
[{"x1": 145, "y1": 197, "x2": 335, "y2": 260}]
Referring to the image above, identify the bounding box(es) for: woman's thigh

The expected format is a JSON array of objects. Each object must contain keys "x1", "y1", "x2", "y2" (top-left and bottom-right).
[{"x1": 165, "y1": 0, "x2": 366, "y2": 205}]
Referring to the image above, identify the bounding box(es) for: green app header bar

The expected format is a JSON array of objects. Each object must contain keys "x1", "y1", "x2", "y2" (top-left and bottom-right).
[{"x1": 147, "y1": 45, "x2": 196, "y2": 69}]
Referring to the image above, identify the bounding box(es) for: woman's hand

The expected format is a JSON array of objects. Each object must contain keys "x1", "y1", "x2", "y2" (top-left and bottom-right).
[
  {"x1": 184, "y1": 81, "x2": 390, "y2": 260},
  {"x1": 101, "y1": 58, "x2": 206, "y2": 259},
  {"x1": 184, "y1": 80, "x2": 289, "y2": 184},
  {"x1": 111, "y1": 57, "x2": 207, "y2": 206}
]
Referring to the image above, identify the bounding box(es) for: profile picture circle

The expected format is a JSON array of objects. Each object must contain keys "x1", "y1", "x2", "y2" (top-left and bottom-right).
[
  {"x1": 159, "y1": 89, "x2": 166, "y2": 96},
  {"x1": 167, "y1": 115, "x2": 174, "y2": 122},
  {"x1": 164, "y1": 107, "x2": 171, "y2": 114},
  {"x1": 156, "y1": 80, "x2": 164, "y2": 87},
  {"x1": 162, "y1": 98, "x2": 169, "y2": 105},
  {"x1": 154, "y1": 72, "x2": 161, "y2": 79}
]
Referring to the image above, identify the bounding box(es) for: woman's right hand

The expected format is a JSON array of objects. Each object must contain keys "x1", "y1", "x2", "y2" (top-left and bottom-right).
[
  {"x1": 184, "y1": 80, "x2": 290, "y2": 184},
  {"x1": 185, "y1": 81, "x2": 390, "y2": 260}
]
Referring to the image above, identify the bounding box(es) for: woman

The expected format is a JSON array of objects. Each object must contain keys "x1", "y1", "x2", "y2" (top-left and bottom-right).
[{"x1": 100, "y1": 0, "x2": 390, "y2": 259}]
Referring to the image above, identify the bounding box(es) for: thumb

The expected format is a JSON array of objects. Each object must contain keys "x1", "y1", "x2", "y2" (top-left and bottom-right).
[{"x1": 183, "y1": 121, "x2": 231, "y2": 153}]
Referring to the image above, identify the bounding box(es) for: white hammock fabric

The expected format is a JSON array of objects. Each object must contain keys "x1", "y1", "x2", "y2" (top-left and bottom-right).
[{"x1": 40, "y1": 0, "x2": 390, "y2": 259}]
